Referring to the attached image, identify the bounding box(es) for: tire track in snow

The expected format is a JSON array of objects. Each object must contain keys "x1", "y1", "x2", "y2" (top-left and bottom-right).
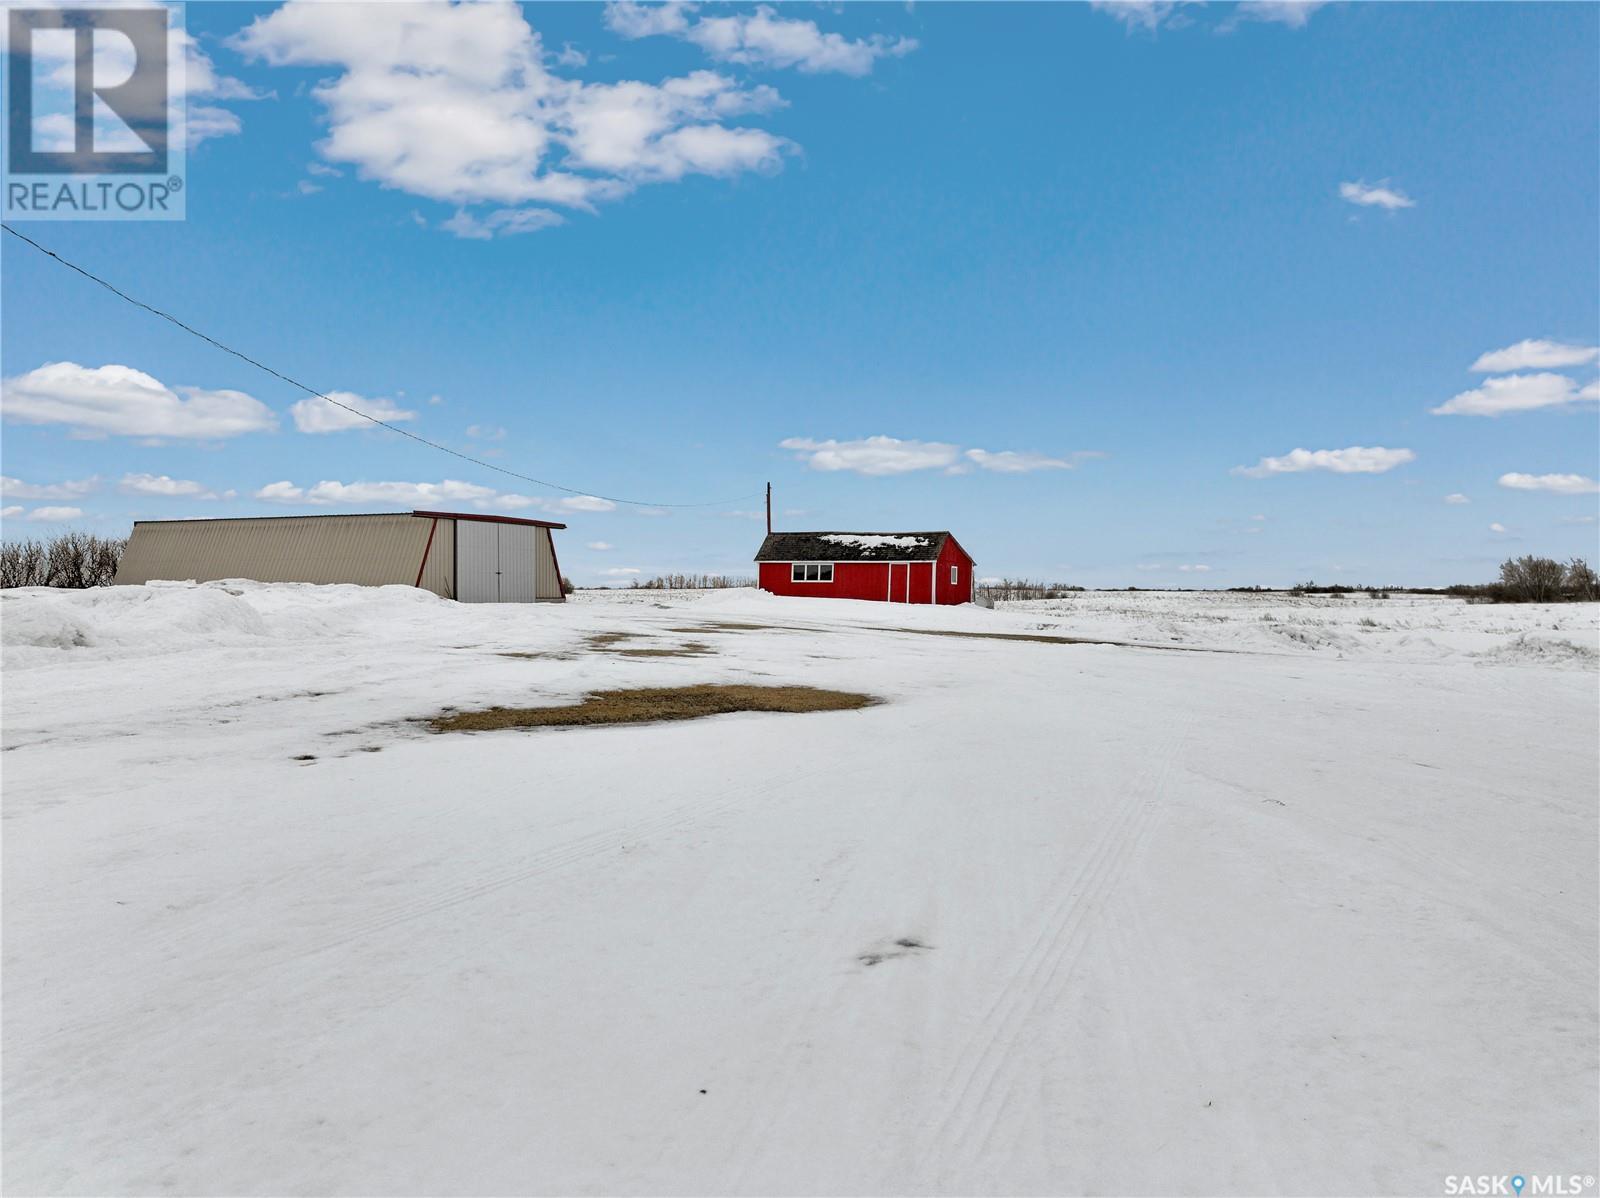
[
  {"x1": 923, "y1": 712, "x2": 1195, "y2": 1183},
  {"x1": 1097, "y1": 877, "x2": 1285, "y2": 1193}
]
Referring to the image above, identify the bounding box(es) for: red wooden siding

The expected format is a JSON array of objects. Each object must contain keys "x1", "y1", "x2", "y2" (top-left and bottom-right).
[
  {"x1": 757, "y1": 535, "x2": 975, "y2": 605},
  {"x1": 935, "y1": 535, "x2": 975, "y2": 604}
]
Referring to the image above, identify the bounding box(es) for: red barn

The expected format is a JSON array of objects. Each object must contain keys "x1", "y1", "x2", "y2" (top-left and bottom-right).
[{"x1": 755, "y1": 530, "x2": 977, "y2": 605}]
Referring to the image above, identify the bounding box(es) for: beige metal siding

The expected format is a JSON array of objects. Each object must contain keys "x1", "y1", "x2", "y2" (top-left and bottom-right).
[
  {"x1": 535, "y1": 526, "x2": 563, "y2": 601},
  {"x1": 416, "y1": 517, "x2": 455, "y2": 598},
  {"x1": 115, "y1": 514, "x2": 456, "y2": 598}
]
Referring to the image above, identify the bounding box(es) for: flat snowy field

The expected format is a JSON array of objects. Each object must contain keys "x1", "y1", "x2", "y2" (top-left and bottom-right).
[{"x1": 4, "y1": 583, "x2": 1597, "y2": 1196}]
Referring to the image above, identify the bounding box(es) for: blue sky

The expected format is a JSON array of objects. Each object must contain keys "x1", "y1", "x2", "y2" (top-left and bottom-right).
[{"x1": 3, "y1": 0, "x2": 1597, "y2": 587}]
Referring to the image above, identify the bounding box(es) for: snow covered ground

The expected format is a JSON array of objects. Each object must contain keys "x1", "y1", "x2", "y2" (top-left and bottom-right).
[{"x1": 4, "y1": 582, "x2": 1597, "y2": 1196}]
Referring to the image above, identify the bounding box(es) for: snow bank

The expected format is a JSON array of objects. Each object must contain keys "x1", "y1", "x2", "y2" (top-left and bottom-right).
[
  {"x1": 2, "y1": 583, "x2": 272, "y2": 661},
  {"x1": 0, "y1": 579, "x2": 454, "y2": 667},
  {"x1": 1474, "y1": 632, "x2": 1600, "y2": 669}
]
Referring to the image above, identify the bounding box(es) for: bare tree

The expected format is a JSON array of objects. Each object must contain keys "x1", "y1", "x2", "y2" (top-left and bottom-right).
[
  {"x1": 1, "y1": 532, "x2": 126, "y2": 589},
  {"x1": 1498, "y1": 555, "x2": 1567, "y2": 603},
  {"x1": 0, "y1": 539, "x2": 46, "y2": 588},
  {"x1": 1564, "y1": 557, "x2": 1599, "y2": 601}
]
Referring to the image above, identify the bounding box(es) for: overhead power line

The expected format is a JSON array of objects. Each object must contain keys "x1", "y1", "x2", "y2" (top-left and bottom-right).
[{"x1": 1, "y1": 223, "x2": 760, "y2": 510}]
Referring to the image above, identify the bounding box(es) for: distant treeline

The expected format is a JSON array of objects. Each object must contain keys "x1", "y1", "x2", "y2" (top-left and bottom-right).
[
  {"x1": 1226, "y1": 557, "x2": 1600, "y2": 604},
  {"x1": 624, "y1": 573, "x2": 755, "y2": 590},
  {"x1": 976, "y1": 579, "x2": 1086, "y2": 602}
]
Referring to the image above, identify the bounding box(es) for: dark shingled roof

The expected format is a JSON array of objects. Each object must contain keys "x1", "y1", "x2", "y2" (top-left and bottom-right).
[{"x1": 755, "y1": 531, "x2": 950, "y2": 563}]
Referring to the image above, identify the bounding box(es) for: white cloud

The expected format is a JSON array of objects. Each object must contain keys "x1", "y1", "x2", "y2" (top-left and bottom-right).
[
  {"x1": 0, "y1": 475, "x2": 97, "y2": 500},
  {"x1": 606, "y1": 3, "x2": 916, "y2": 75},
  {"x1": 1339, "y1": 180, "x2": 1415, "y2": 210},
  {"x1": 1470, "y1": 339, "x2": 1600, "y2": 373},
  {"x1": 232, "y1": 1, "x2": 795, "y2": 231},
  {"x1": 1444, "y1": 493, "x2": 1471, "y2": 505},
  {"x1": 178, "y1": 29, "x2": 268, "y2": 148},
  {"x1": 1430, "y1": 372, "x2": 1596, "y2": 417},
  {"x1": 604, "y1": 2, "x2": 693, "y2": 38},
  {"x1": 549, "y1": 495, "x2": 618, "y2": 513},
  {"x1": 781, "y1": 436, "x2": 1097, "y2": 477},
  {"x1": 555, "y1": 42, "x2": 588, "y2": 68},
  {"x1": 1225, "y1": 1, "x2": 1329, "y2": 29},
  {"x1": 441, "y1": 207, "x2": 565, "y2": 240},
  {"x1": 466, "y1": 424, "x2": 508, "y2": 441},
  {"x1": 781, "y1": 435, "x2": 961, "y2": 476},
  {"x1": 600, "y1": 566, "x2": 641, "y2": 577},
  {"x1": 1497, "y1": 472, "x2": 1600, "y2": 496},
  {"x1": 586, "y1": 540, "x2": 614, "y2": 550},
  {"x1": 256, "y1": 479, "x2": 498, "y2": 506},
  {"x1": 1489, "y1": 523, "x2": 1508, "y2": 534},
  {"x1": 289, "y1": 391, "x2": 418, "y2": 434},
  {"x1": 1089, "y1": 2, "x2": 1190, "y2": 32},
  {"x1": 26, "y1": 506, "x2": 83, "y2": 522},
  {"x1": 964, "y1": 448, "x2": 1073, "y2": 473},
  {"x1": 1177, "y1": 563, "x2": 1212, "y2": 573},
  {"x1": 119, "y1": 473, "x2": 223, "y2": 499},
  {"x1": 1232, "y1": 446, "x2": 1416, "y2": 478},
  {"x1": 0, "y1": 506, "x2": 21, "y2": 519},
  {"x1": 1, "y1": 362, "x2": 276, "y2": 439},
  {"x1": 255, "y1": 478, "x2": 617, "y2": 514}
]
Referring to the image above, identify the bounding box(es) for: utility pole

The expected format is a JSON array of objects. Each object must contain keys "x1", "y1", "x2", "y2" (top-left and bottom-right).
[{"x1": 765, "y1": 481, "x2": 772, "y2": 534}]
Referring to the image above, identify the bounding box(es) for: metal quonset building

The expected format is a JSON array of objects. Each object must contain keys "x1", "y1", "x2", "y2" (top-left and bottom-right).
[
  {"x1": 754, "y1": 530, "x2": 976, "y2": 605},
  {"x1": 114, "y1": 510, "x2": 567, "y2": 603}
]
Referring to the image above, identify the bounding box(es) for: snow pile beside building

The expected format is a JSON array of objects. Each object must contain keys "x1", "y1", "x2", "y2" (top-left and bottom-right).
[{"x1": 2, "y1": 582, "x2": 273, "y2": 660}]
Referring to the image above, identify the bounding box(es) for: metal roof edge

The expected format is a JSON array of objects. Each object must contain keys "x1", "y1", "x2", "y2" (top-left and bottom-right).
[{"x1": 411, "y1": 509, "x2": 567, "y2": 529}]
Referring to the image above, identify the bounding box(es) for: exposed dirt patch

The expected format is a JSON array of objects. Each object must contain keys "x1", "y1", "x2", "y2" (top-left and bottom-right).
[
  {"x1": 428, "y1": 684, "x2": 878, "y2": 733},
  {"x1": 584, "y1": 631, "x2": 642, "y2": 649},
  {"x1": 858, "y1": 936, "x2": 934, "y2": 967},
  {"x1": 611, "y1": 642, "x2": 715, "y2": 658},
  {"x1": 497, "y1": 650, "x2": 574, "y2": 660},
  {"x1": 666, "y1": 622, "x2": 778, "y2": 633}
]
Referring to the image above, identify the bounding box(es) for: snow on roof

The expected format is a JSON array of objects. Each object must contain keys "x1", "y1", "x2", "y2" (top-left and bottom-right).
[
  {"x1": 754, "y1": 531, "x2": 953, "y2": 563},
  {"x1": 821, "y1": 534, "x2": 929, "y2": 550}
]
